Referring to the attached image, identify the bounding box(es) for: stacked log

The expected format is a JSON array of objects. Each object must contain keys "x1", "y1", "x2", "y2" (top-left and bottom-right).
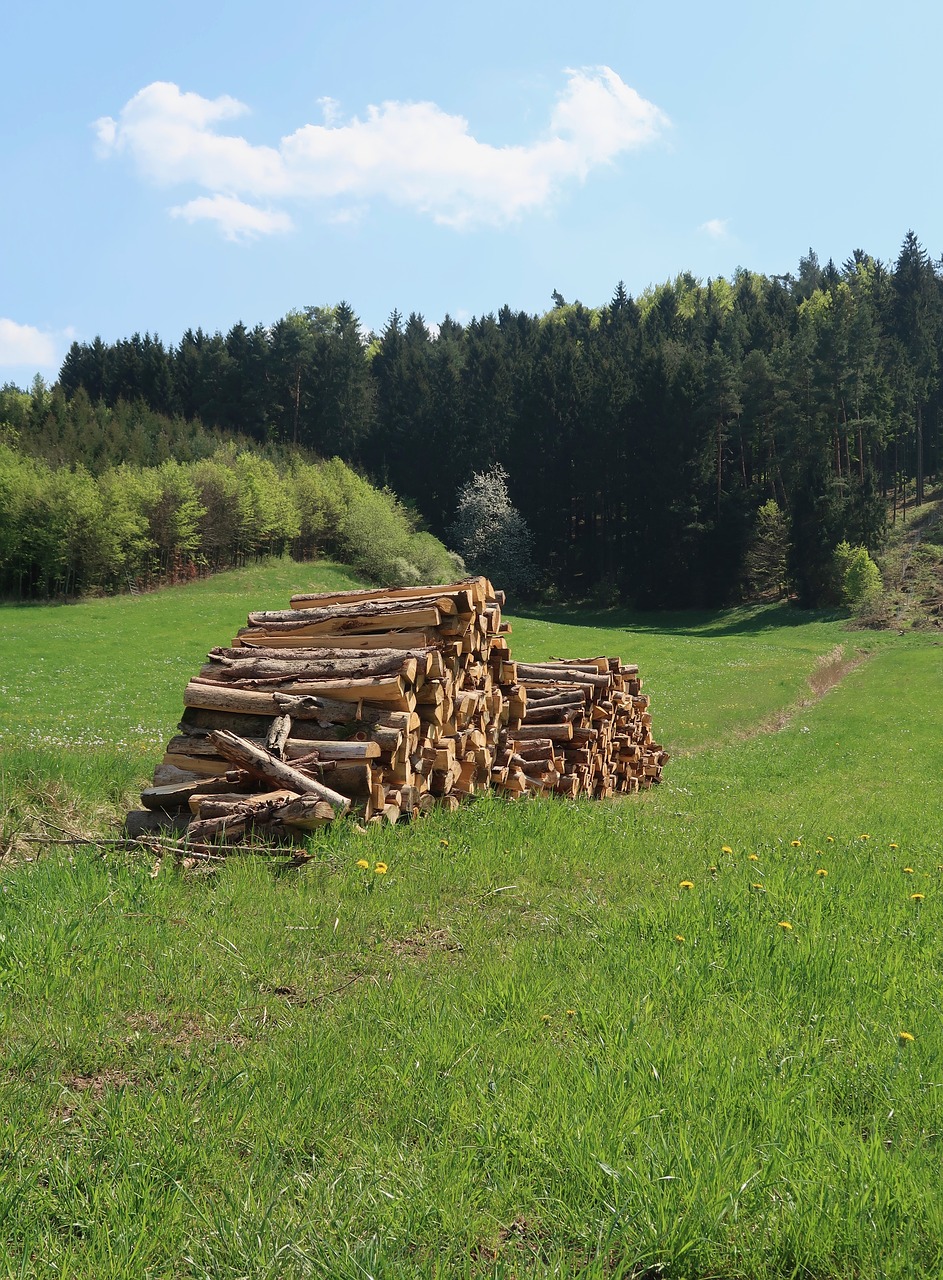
[{"x1": 132, "y1": 577, "x2": 667, "y2": 845}]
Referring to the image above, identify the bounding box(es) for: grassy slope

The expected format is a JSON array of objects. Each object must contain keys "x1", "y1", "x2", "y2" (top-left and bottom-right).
[{"x1": 1, "y1": 561, "x2": 942, "y2": 1278}]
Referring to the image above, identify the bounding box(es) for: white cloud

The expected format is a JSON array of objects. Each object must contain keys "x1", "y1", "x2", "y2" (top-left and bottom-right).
[
  {"x1": 0, "y1": 318, "x2": 61, "y2": 368},
  {"x1": 96, "y1": 69, "x2": 669, "y2": 236},
  {"x1": 170, "y1": 194, "x2": 294, "y2": 241},
  {"x1": 699, "y1": 218, "x2": 729, "y2": 239}
]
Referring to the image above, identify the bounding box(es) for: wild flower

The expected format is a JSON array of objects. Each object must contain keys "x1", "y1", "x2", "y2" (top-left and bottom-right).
[
  {"x1": 374, "y1": 862, "x2": 388, "y2": 875},
  {"x1": 816, "y1": 869, "x2": 827, "y2": 877},
  {"x1": 565, "y1": 1009, "x2": 576, "y2": 1017},
  {"x1": 439, "y1": 839, "x2": 449, "y2": 847},
  {"x1": 356, "y1": 859, "x2": 369, "y2": 869},
  {"x1": 826, "y1": 835, "x2": 835, "y2": 843},
  {"x1": 791, "y1": 839, "x2": 802, "y2": 847},
  {"x1": 778, "y1": 921, "x2": 793, "y2": 930},
  {"x1": 898, "y1": 1031, "x2": 915, "y2": 1044},
  {"x1": 890, "y1": 842, "x2": 899, "y2": 849},
  {"x1": 911, "y1": 893, "x2": 925, "y2": 902},
  {"x1": 751, "y1": 883, "x2": 765, "y2": 889},
  {"x1": 541, "y1": 1014, "x2": 551, "y2": 1023},
  {"x1": 721, "y1": 845, "x2": 733, "y2": 854},
  {"x1": 904, "y1": 868, "x2": 915, "y2": 874},
  {"x1": 707, "y1": 866, "x2": 718, "y2": 874},
  {"x1": 860, "y1": 834, "x2": 870, "y2": 841},
  {"x1": 679, "y1": 880, "x2": 694, "y2": 890},
  {"x1": 748, "y1": 854, "x2": 760, "y2": 862},
  {"x1": 674, "y1": 935, "x2": 685, "y2": 942}
]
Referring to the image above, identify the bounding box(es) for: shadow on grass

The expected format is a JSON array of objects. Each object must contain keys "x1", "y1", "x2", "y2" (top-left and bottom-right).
[{"x1": 510, "y1": 600, "x2": 846, "y2": 637}]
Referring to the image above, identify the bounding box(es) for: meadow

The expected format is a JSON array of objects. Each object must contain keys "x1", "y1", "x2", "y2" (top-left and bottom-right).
[{"x1": 0, "y1": 562, "x2": 941, "y2": 1278}]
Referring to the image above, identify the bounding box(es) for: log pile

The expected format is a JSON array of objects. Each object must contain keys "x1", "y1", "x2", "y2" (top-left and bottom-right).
[{"x1": 131, "y1": 577, "x2": 667, "y2": 844}]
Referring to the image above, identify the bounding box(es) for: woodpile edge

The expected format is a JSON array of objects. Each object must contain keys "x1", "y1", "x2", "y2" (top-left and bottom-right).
[{"x1": 126, "y1": 577, "x2": 669, "y2": 847}]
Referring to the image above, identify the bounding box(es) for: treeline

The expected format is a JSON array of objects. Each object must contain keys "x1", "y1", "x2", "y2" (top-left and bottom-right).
[
  {"x1": 21, "y1": 231, "x2": 943, "y2": 606},
  {"x1": 0, "y1": 443, "x2": 458, "y2": 599}
]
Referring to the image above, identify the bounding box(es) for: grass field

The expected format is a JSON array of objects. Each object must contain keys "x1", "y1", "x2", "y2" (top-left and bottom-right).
[{"x1": 1, "y1": 561, "x2": 942, "y2": 1278}]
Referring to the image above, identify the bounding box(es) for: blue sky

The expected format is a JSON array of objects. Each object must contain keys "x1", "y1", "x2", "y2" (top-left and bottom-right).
[{"x1": 2, "y1": 0, "x2": 941, "y2": 381}]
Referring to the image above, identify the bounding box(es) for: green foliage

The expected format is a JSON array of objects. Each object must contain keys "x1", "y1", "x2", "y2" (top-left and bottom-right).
[
  {"x1": 835, "y1": 539, "x2": 883, "y2": 610},
  {"x1": 743, "y1": 499, "x2": 791, "y2": 597},
  {"x1": 0, "y1": 444, "x2": 454, "y2": 599}
]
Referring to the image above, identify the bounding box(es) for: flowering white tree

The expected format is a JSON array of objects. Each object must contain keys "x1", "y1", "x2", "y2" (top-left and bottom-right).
[{"x1": 448, "y1": 464, "x2": 535, "y2": 595}]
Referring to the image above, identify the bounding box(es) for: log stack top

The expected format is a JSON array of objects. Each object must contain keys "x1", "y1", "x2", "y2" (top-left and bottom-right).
[{"x1": 129, "y1": 575, "x2": 667, "y2": 846}]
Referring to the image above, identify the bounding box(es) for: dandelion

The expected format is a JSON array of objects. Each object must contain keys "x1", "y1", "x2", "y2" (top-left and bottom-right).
[
  {"x1": 721, "y1": 845, "x2": 733, "y2": 854},
  {"x1": 707, "y1": 866, "x2": 718, "y2": 874},
  {"x1": 541, "y1": 1014, "x2": 551, "y2": 1023},
  {"x1": 890, "y1": 842, "x2": 899, "y2": 849},
  {"x1": 898, "y1": 1031, "x2": 915, "y2": 1045},
  {"x1": 674, "y1": 935, "x2": 685, "y2": 942},
  {"x1": 778, "y1": 921, "x2": 793, "y2": 931},
  {"x1": 439, "y1": 839, "x2": 449, "y2": 847},
  {"x1": 356, "y1": 859, "x2": 369, "y2": 869},
  {"x1": 679, "y1": 880, "x2": 694, "y2": 890},
  {"x1": 816, "y1": 869, "x2": 827, "y2": 877},
  {"x1": 860, "y1": 834, "x2": 870, "y2": 841},
  {"x1": 566, "y1": 1009, "x2": 576, "y2": 1017},
  {"x1": 748, "y1": 853, "x2": 760, "y2": 862},
  {"x1": 791, "y1": 839, "x2": 802, "y2": 847},
  {"x1": 751, "y1": 883, "x2": 765, "y2": 890},
  {"x1": 374, "y1": 862, "x2": 388, "y2": 875},
  {"x1": 826, "y1": 835, "x2": 835, "y2": 843},
  {"x1": 904, "y1": 868, "x2": 914, "y2": 875},
  {"x1": 911, "y1": 893, "x2": 925, "y2": 902}
]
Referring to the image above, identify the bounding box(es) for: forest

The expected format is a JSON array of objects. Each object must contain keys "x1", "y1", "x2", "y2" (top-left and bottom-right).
[{"x1": 3, "y1": 232, "x2": 941, "y2": 607}]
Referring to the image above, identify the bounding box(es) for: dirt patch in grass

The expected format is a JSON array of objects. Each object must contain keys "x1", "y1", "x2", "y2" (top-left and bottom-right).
[
  {"x1": 748, "y1": 643, "x2": 873, "y2": 738},
  {"x1": 386, "y1": 926, "x2": 463, "y2": 959}
]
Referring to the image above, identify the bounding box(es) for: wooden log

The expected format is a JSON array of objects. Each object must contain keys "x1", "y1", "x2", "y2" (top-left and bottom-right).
[
  {"x1": 201, "y1": 654, "x2": 421, "y2": 683},
  {"x1": 516, "y1": 663, "x2": 612, "y2": 689},
  {"x1": 190, "y1": 673, "x2": 413, "y2": 708},
  {"x1": 191, "y1": 789, "x2": 297, "y2": 817},
  {"x1": 141, "y1": 774, "x2": 249, "y2": 811},
  {"x1": 507, "y1": 723, "x2": 574, "y2": 742},
  {"x1": 273, "y1": 797, "x2": 337, "y2": 831},
  {"x1": 207, "y1": 730, "x2": 351, "y2": 813},
  {"x1": 233, "y1": 630, "x2": 439, "y2": 651},
  {"x1": 288, "y1": 579, "x2": 487, "y2": 610}
]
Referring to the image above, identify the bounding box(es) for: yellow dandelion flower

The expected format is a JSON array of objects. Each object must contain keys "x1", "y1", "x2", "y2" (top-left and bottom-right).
[
  {"x1": 679, "y1": 880, "x2": 694, "y2": 890},
  {"x1": 826, "y1": 836, "x2": 835, "y2": 843},
  {"x1": 778, "y1": 921, "x2": 793, "y2": 931},
  {"x1": 374, "y1": 862, "x2": 388, "y2": 875},
  {"x1": 748, "y1": 853, "x2": 760, "y2": 861},
  {"x1": 565, "y1": 1009, "x2": 576, "y2": 1017},
  {"x1": 791, "y1": 839, "x2": 802, "y2": 847},
  {"x1": 541, "y1": 1014, "x2": 551, "y2": 1023},
  {"x1": 860, "y1": 834, "x2": 870, "y2": 841},
  {"x1": 904, "y1": 867, "x2": 914, "y2": 874},
  {"x1": 911, "y1": 893, "x2": 925, "y2": 902},
  {"x1": 674, "y1": 934, "x2": 685, "y2": 942},
  {"x1": 890, "y1": 842, "x2": 899, "y2": 849},
  {"x1": 898, "y1": 1031, "x2": 915, "y2": 1044},
  {"x1": 816, "y1": 869, "x2": 827, "y2": 877},
  {"x1": 439, "y1": 839, "x2": 449, "y2": 847},
  {"x1": 721, "y1": 845, "x2": 733, "y2": 854},
  {"x1": 751, "y1": 883, "x2": 765, "y2": 890},
  {"x1": 708, "y1": 866, "x2": 718, "y2": 874},
  {"x1": 356, "y1": 859, "x2": 370, "y2": 869}
]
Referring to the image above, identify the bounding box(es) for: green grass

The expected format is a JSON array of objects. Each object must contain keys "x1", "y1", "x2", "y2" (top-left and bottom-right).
[{"x1": 1, "y1": 559, "x2": 942, "y2": 1277}]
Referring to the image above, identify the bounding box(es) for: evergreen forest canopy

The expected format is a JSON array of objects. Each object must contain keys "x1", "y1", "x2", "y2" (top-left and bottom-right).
[{"x1": 6, "y1": 232, "x2": 943, "y2": 608}]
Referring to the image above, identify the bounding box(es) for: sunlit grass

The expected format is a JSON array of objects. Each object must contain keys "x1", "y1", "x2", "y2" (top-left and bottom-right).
[{"x1": 0, "y1": 565, "x2": 942, "y2": 1276}]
